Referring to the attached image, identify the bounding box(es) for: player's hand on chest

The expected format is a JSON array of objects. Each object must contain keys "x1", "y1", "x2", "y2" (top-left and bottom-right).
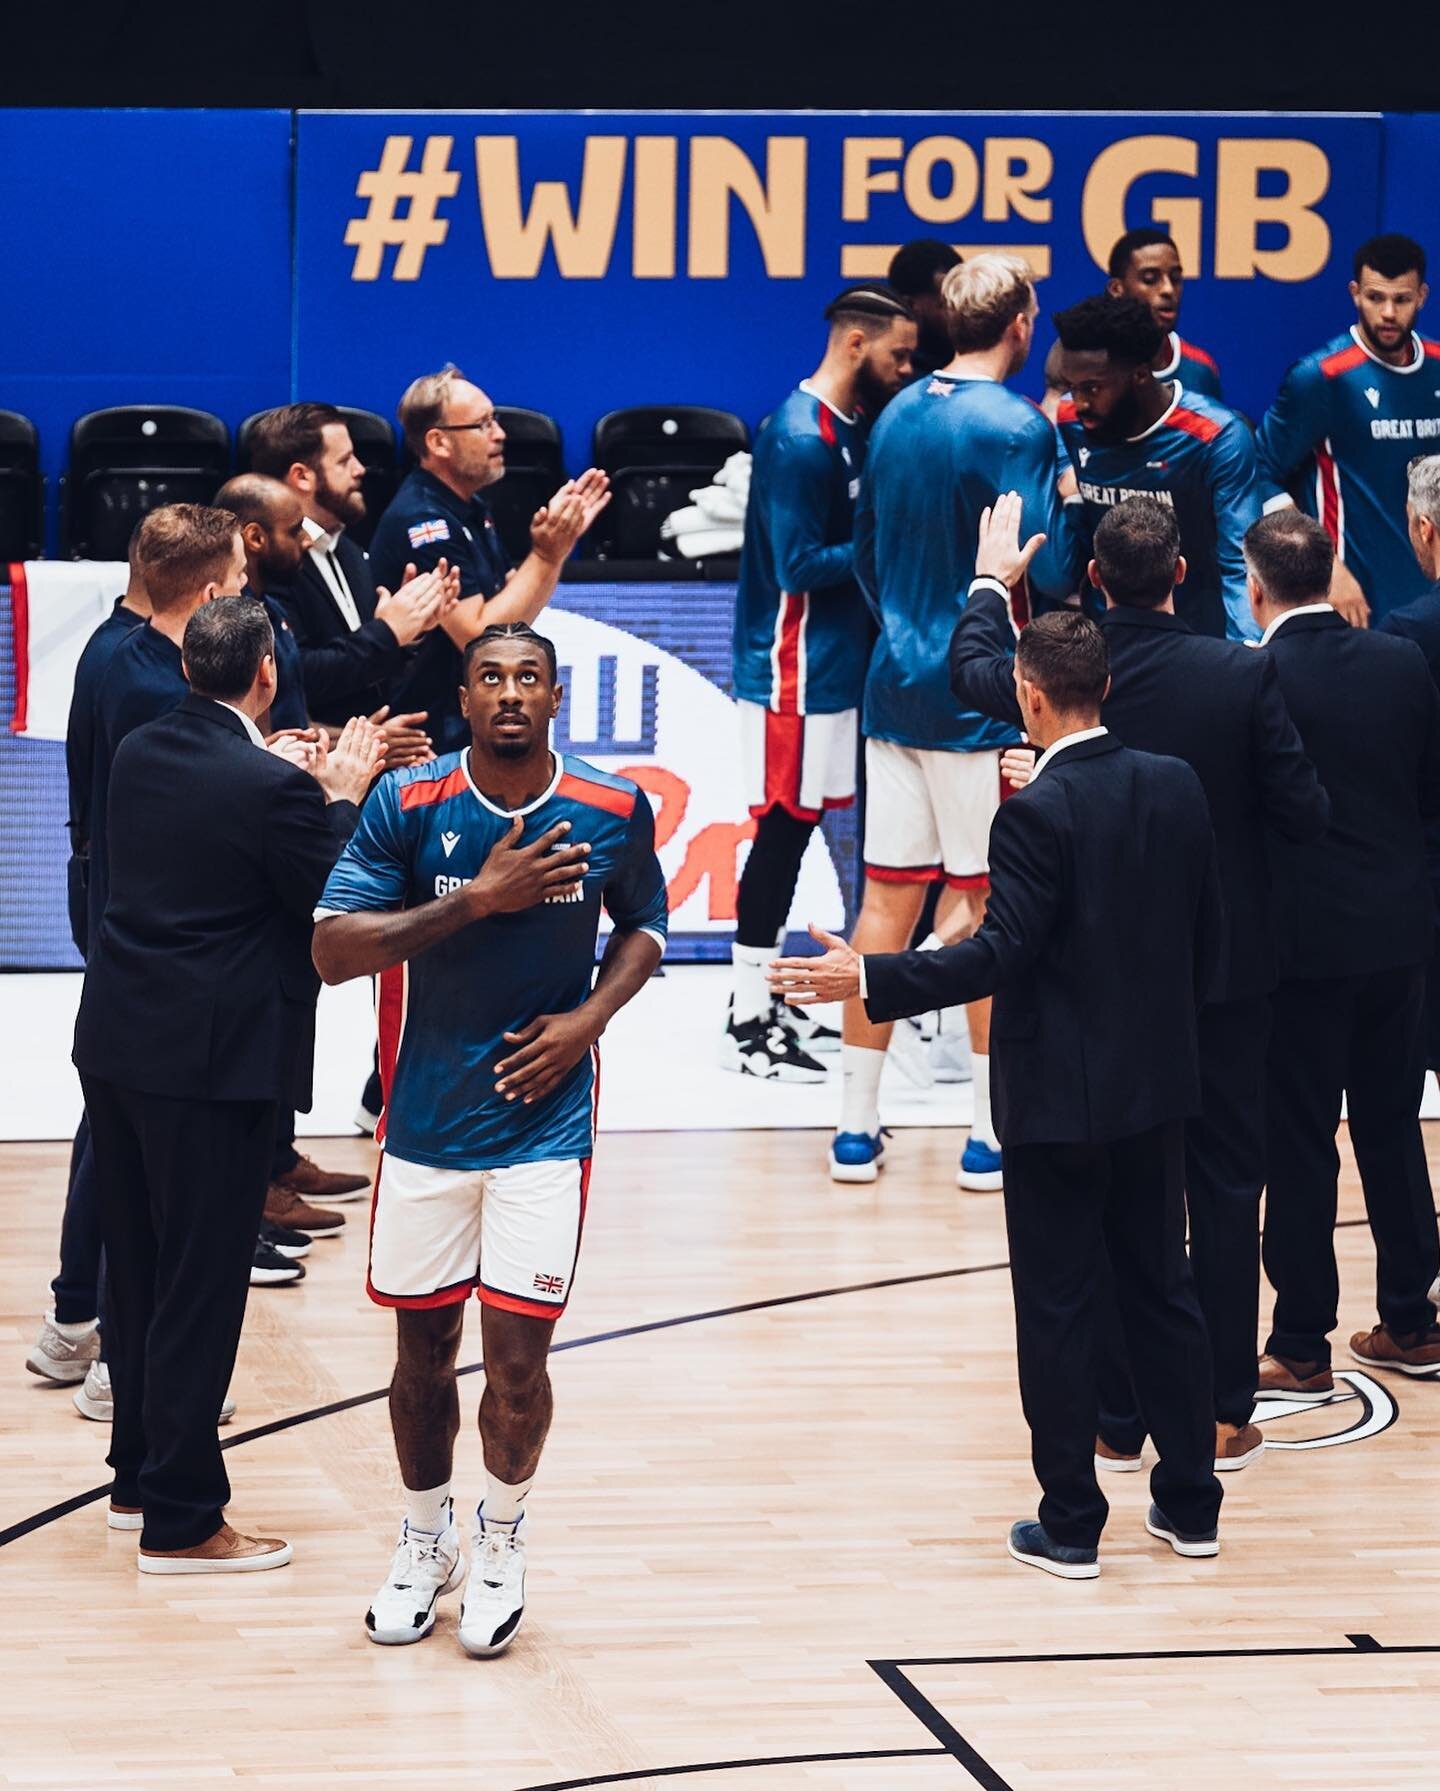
[{"x1": 427, "y1": 810, "x2": 612, "y2": 911}]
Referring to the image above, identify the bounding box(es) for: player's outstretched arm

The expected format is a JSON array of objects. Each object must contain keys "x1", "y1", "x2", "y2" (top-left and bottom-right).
[{"x1": 313, "y1": 817, "x2": 590, "y2": 984}]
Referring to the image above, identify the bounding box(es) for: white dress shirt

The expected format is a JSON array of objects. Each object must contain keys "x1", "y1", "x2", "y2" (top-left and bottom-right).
[
  {"x1": 302, "y1": 515, "x2": 362, "y2": 632},
  {"x1": 210, "y1": 699, "x2": 266, "y2": 748},
  {"x1": 1031, "y1": 723, "x2": 1109, "y2": 779},
  {"x1": 1258, "y1": 602, "x2": 1334, "y2": 647}
]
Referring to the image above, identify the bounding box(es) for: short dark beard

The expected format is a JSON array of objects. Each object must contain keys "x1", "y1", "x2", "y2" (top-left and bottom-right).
[
  {"x1": 315, "y1": 470, "x2": 366, "y2": 526},
  {"x1": 490, "y1": 737, "x2": 531, "y2": 760}
]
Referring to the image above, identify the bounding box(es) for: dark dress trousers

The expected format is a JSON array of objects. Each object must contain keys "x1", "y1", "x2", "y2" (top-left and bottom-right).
[
  {"x1": 1261, "y1": 608, "x2": 1440, "y2": 1364},
  {"x1": 1379, "y1": 587, "x2": 1440, "y2": 1068},
  {"x1": 274, "y1": 532, "x2": 410, "y2": 725},
  {"x1": 864, "y1": 733, "x2": 1224, "y2": 1549},
  {"x1": 73, "y1": 697, "x2": 358, "y2": 1549},
  {"x1": 951, "y1": 583, "x2": 1329, "y2": 1431}
]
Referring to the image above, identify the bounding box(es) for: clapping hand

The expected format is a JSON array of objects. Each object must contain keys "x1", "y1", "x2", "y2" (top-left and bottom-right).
[
  {"x1": 767, "y1": 923, "x2": 863, "y2": 1006},
  {"x1": 313, "y1": 713, "x2": 387, "y2": 805},
  {"x1": 531, "y1": 468, "x2": 611, "y2": 565},
  {"x1": 976, "y1": 490, "x2": 1048, "y2": 589}
]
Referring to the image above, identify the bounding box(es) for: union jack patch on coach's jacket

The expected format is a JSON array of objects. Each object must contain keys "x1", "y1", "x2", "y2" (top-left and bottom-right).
[{"x1": 408, "y1": 518, "x2": 450, "y2": 548}]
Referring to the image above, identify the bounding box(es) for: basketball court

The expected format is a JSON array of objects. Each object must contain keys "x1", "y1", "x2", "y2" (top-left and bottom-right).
[{"x1": 4, "y1": 971, "x2": 1437, "y2": 1789}]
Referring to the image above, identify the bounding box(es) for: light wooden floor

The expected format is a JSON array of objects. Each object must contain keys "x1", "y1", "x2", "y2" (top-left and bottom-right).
[{"x1": 1, "y1": 1125, "x2": 1438, "y2": 1791}]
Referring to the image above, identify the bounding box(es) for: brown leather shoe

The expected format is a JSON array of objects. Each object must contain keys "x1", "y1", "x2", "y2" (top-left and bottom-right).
[
  {"x1": 1256, "y1": 1352, "x2": 1334, "y2": 1401},
  {"x1": 1094, "y1": 1435, "x2": 1143, "y2": 1472},
  {"x1": 1348, "y1": 1323, "x2": 1440, "y2": 1377},
  {"x1": 107, "y1": 1502, "x2": 144, "y2": 1532},
  {"x1": 275, "y1": 1152, "x2": 370, "y2": 1202},
  {"x1": 137, "y1": 1520, "x2": 291, "y2": 1575},
  {"x1": 1215, "y1": 1420, "x2": 1265, "y2": 1470},
  {"x1": 263, "y1": 1184, "x2": 346, "y2": 1233}
]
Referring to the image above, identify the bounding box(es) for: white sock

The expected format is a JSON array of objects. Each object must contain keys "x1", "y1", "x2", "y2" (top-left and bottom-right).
[
  {"x1": 918, "y1": 932, "x2": 945, "y2": 953},
  {"x1": 480, "y1": 1471, "x2": 534, "y2": 1530},
  {"x1": 840, "y1": 1044, "x2": 885, "y2": 1136},
  {"x1": 51, "y1": 1312, "x2": 98, "y2": 1341},
  {"x1": 404, "y1": 1479, "x2": 453, "y2": 1537},
  {"x1": 971, "y1": 1051, "x2": 999, "y2": 1149},
  {"x1": 731, "y1": 942, "x2": 773, "y2": 1025}
]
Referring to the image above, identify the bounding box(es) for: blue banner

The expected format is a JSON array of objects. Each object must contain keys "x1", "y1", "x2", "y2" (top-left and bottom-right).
[{"x1": 294, "y1": 111, "x2": 1388, "y2": 458}]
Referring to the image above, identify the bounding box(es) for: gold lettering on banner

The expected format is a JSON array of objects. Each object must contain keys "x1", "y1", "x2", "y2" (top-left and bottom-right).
[
  {"x1": 688, "y1": 137, "x2": 807, "y2": 278},
  {"x1": 983, "y1": 139, "x2": 1054, "y2": 224},
  {"x1": 632, "y1": 137, "x2": 678, "y2": 278},
  {"x1": 902, "y1": 136, "x2": 981, "y2": 224},
  {"x1": 842, "y1": 138, "x2": 904, "y2": 221},
  {"x1": 474, "y1": 135, "x2": 628, "y2": 278},
  {"x1": 1081, "y1": 135, "x2": 1201, "y2": 274},
  {"x1": 1214, "y1": 139, "x2": 1331, "y2": 281}
]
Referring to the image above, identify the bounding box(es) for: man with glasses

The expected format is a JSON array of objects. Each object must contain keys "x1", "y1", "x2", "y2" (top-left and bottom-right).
[{"x1": 369, "y1": 367, "x2": 611, "y2": 752}]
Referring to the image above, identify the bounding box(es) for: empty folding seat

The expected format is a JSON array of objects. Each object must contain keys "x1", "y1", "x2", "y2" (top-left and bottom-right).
[
  {"x1": 591, "y1": 406, "x2": 749, "y2": 560},
  {"x1": 0, "y1": 411, "x2": 42, "y2": 562},
  {"x1": 62, "y1": 406, "x2": 231, "y2": 561}
]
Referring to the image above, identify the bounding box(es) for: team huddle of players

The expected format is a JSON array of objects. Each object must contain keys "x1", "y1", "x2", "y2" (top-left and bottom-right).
[{"x1": 723, "y1": 228, "x2": 1438, "y2": 1188}]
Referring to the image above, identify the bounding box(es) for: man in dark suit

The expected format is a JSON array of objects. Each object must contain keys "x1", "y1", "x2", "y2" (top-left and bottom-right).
[
  {"x1": 772, "y1": 611, "x2": 1224, "y2": 1578},
  {"x1": 74, "y1": 599, "x2": 382, "y2": 1571},
  {"x1": 950, "y1": 493, "x2": 1329, "y2": 1471},
  {"x1": 1246, "y1": 510, "x2": 1440, "y2": 1388},
  {"x1": 246, "y1": 403, "x2": 456, "y2": 729}
]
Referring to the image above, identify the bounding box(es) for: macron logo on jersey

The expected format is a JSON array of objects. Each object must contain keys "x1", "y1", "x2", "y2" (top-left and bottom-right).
[
  {"x1": 1365, "y1": 387, "x2": 1381, "y2": 409},
  {"x1": 441, "y1": 830, "x2": 461, "y2": 858}
]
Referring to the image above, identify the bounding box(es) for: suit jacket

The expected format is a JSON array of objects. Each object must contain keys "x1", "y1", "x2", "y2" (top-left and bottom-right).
[
  {"x1": 1263, "y1": 607, "x2": 1440, "y2": 979},
  {"x1": 950, "y1": 585, "x2": 1329, "y2": 1002},
  {"x1": 73, "y1": 696, "x2": 359, "y2": 1107},
  {"x1": 273, "y1": 532, "x2": 409, "y2": 724},
  {"x1": 864, "y1": 734, "x2": 1222, "y2": 1146}
]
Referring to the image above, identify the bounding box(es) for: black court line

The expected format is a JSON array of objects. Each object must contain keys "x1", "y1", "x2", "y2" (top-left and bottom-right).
[
  {"x1": 867, "y1": 1636, "x2": 1440, "y2": 1789},
  {"x1": 0, "y1": 1257, "x2": 1008, "y2": 1552},
  {"x1": 509, "y1": 1747, "x2": 949, "y2": 1790}
]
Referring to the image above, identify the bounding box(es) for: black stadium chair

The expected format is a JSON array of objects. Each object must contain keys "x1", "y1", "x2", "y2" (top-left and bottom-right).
[
  {"x1": 236, "y1": 405, "x2": 399, "y2": 550},
  {"x1": 62, "y1": 406, "x2": 231, "y2": 561},
  {"x1": 591, "y1": 405, "x2": 749, "y2": 560},
  {"x1": 0, "y1": 411, "x2": 43, "y2": 562},
  {"x1": 489, "y1": 407, "x2": 567, "y2": 563}
]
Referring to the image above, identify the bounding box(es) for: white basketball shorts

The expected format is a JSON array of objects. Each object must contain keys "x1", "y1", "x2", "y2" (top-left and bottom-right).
[
  {"x1": 367, "y1": 1152, "x2": 590, "y2": 1320},
  {"x1": 737, "y1": 699, "x2": 857, "y2": 822},
  {"x1": 861, "y1": 738, "x2": 1005, "y2": 888}
]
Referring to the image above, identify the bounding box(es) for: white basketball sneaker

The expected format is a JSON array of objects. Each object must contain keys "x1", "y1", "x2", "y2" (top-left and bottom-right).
[
  {"x1": 459, "y1": 1516, "x2": 527, "y2": 1657},
  {"x1": 365, "y1": 1509, "x2": 465, "y2": 1646}
]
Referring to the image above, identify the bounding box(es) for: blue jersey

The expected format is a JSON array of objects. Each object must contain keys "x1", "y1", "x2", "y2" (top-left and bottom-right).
[
  {"x1": 1257, "y1": 327, "x2": 1440, "y2": 619},
  {"x1": 1157, "y1": 331, "x2": 1223, "y2": 401},
  {"x1": 1058, "y1": 385, "x2": 1262, "y2": 641},
  {"x1": 733, "y1": 385, "x2": 870, "y2": 716},
  {"x1": 856, "y1": 375, "x2": 1076, "y2": 751},
  {"x1": 318, "y1": 751, "x2": 669, "y2": 1172},
  {"x1": 66, "y1": 599, "x2": 145, "y2": 853}
]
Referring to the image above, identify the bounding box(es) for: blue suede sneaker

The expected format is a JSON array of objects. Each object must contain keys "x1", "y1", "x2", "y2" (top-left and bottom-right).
[
  {"x1": 1145, "y1": 1504, "x2": 1220, "y2": 1558},
  {"x1": 957, "y1": 1137, "x2": 1003, "y2": 1191},
  {"x1": 1007, "y1": 1519, "x2": 1100, "y2": 1579},
  {"x1": 829, "y1": 1129, "x2": 885, "y2": 1184}
]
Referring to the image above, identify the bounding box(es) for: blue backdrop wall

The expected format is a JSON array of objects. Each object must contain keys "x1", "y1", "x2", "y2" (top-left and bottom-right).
[{"x1": 2, "y1": 109, "x2": 1438, "y2": 552}]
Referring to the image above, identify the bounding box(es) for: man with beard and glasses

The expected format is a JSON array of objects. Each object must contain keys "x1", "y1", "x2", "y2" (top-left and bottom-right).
[
  {"x1": 1106, "y1": 227, "x2": 1224, "y2": 401},
  {"x1": 724, "y1": 283, "x2": 916, "y2": 1081},
  {"x1": 1258, "y1": 234, "x2": 1439, "y2": 627},
  {"x1": 1054, "y1": 294, "x2": 1263, "y2": 641},
  {"x1": 247, "y1": 403, "x2": 458, "y2": 731},
  {"x1": 313, "y1": 622, "x2": 667, "y2": 1658},
  {"x1": 369, "y1": 367, "x2": 611, "y2": 754}
]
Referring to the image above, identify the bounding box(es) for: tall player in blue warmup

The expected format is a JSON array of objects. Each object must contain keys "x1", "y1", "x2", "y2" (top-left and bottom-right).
[
  {"x1": 837, "y1": 253, "x2": 1078, "y2": 1191},
  {"x1": 1054, "y1": 295, "x2": 1263, "y2": 641},
  {"x1": 1258, "y1": 233, "x2": 1439, "y2": 624},
  {"x1": 313, "y1": 623, "x2": 666, "y2": 1660},
  {"x1": 725, "y1": 282, "x2": 916, "y2": 1081},
  {"x1": 1106, "y1": 227, "x2": 1224, "y2": 401}
]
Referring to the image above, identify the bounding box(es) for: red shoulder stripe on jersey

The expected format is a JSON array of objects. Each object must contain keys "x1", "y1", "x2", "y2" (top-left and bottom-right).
[
  {"x1": 816, "y1": 401, "x2": 837, "y2": 445},
  {"x1": 556, "y1": 770, "x2": 635, "y2": 818},
  {"x1": 1320, "y1": 343, "x2": 1368, "y2": 378},
  {"x1": 1169, "y1": 406, "x2": 1223, "y2": 444},
  {"x1": 1424, "y1": 339, "x2": 1440, "y2": 360},
  {"x1": 1179, "y1": 339, "x2": 1219, "y2": 373},
  {"x1": 399, "y1": 765, "x2": 468, "y2": 810},
  {"x1": 1056, "y1": 399, "x2": 1078, "y2": 425}
]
